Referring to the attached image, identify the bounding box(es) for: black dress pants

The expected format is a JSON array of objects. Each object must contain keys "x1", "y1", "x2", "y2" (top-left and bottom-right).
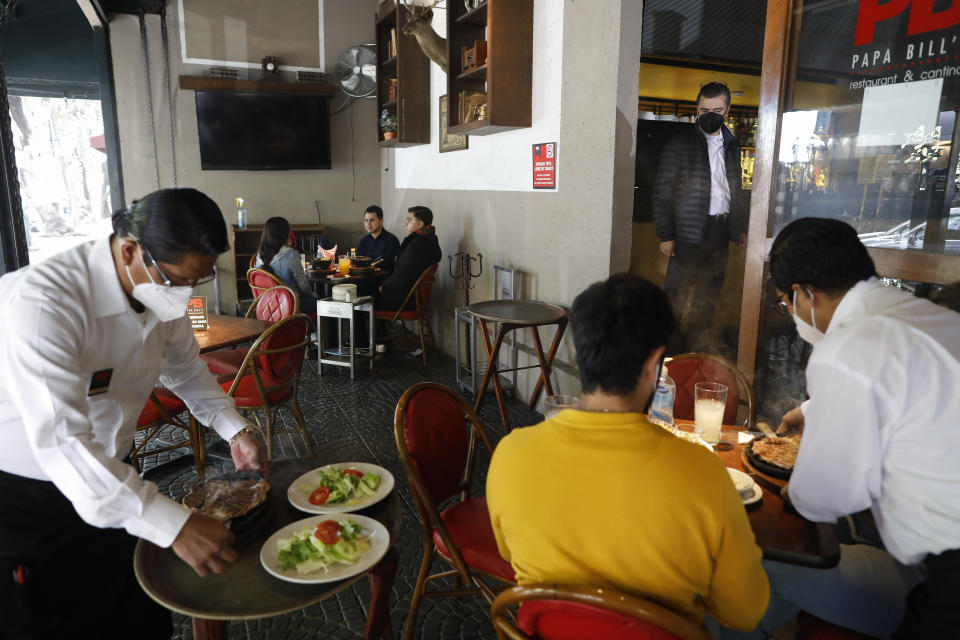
[
  {"x1": 0, "y1": 470, "x2": 172, "y2": 640},
  {"x1": 892, "y1": 548, "x2": 960, "y2": 639},
  {"x1": 663, "y1": 215, "x2": 731, "y2": 349}
]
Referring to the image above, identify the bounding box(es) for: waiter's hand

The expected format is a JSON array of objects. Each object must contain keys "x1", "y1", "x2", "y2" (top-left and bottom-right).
[
  {"x1": 659, "y1": 240, "x2": 676, "y2": 257},
  {"x1": 780, "y1": 482, "x2": 794, "y2": 508},
  {"x1": 231, "y1": 432, "x2": 268, "y2": 474},
  {"x1": 172, "y1": 514, "x2": 237, "y2": 577},
  {"x1": 737, "y1": 233, "x2": 747, "y2": 248},
  {"x1": 777, "y1": 406, "x2": 805, "y2": 435}
]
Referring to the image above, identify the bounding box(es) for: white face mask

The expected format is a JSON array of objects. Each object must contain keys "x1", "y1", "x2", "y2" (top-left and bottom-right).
[
  {"x1": 125, "y1": 246, "x2": 194, "y2": 322},
  {"x1": 792, "y1": 288, "x2": 825, "y2": 344}
]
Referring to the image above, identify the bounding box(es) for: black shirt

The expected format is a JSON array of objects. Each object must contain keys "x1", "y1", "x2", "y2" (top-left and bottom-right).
[{"x1": 356, "y1": 229, "x2": 400, "y2": 272}]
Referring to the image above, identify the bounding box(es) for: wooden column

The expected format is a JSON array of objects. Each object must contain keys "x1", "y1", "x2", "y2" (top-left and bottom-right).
[{"x1": 736, "y1": 0, "x2": 797, "y2": 382}]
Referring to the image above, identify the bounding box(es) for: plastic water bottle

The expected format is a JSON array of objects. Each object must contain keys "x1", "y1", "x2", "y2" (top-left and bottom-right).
[
  {"x1": 649, "y1": 370, "x2": 675, "y2": 429},
  {"x1": 236, "y1": 197, "x2": 246, "y2": 230}
]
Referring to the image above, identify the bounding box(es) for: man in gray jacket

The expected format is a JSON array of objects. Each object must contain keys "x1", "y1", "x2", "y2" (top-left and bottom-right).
[{"x1": 653, "y1": 82, "x2": 748, "y2": 349}]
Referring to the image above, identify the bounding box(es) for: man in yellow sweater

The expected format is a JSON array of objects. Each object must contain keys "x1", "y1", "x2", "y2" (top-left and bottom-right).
[{"x1": 486, "y1": 273, "x2": 769, "y2": 632}]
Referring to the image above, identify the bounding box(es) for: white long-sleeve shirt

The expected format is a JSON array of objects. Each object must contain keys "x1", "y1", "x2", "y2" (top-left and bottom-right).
[
  {"x1": 0, "y1": 235, "x2": 248, "y2": 548},
  {"x1": 703, "y1": 130, "x2": 731, "y2": 216},
  {"x1": 790, "y1": 277, "x2": 960, "y2": 565}
]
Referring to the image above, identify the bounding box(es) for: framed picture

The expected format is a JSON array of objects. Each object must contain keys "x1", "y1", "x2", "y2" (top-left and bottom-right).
[{"x1": 439, "y1": 94, "x2": 468, "y2": 153}]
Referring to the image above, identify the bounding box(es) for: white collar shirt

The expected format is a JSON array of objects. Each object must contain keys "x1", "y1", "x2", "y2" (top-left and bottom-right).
[
  {"x1": 0, "y1": 235, "x2": 248, "y2": 548},
  {"x1": 703, "y1": 130, "x2": 731, "y2": 216},
  {"x1": 790, "y1": 277, "x2": 960, "y2": 564}
]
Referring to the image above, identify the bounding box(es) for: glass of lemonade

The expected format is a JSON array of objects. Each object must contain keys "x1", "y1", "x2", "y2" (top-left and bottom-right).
[
  {"x1": 694, "y1": 382, "x2": 727, "y2": 445},
  {"x1": 338, "y1": 254, "x2": 351, "y2": 276},
  {"x1": 544, "y1": 395, "x2": 578, "y2": 420}
]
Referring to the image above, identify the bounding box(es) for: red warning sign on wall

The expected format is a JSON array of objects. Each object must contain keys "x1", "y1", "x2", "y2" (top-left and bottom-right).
[{"x1": 532, "y1": 142, "x2": 557, "y2": 189}]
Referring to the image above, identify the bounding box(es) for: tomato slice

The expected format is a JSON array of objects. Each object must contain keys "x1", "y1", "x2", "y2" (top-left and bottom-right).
[
  {"x1": 315, "y1": 520, "x2": 342, "y2": 545},
  {"x1": 342, "y1": 468, "x2": 364, "y2": 478},
  {"x1": 309, "y1": 486, "x2": 331, "y2": 505}
]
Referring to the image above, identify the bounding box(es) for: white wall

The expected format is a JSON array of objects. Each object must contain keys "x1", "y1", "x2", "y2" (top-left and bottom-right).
[
  {"x1": 110, "y1": 0, "x2": 382, "y2": 313},
  {"x1": 394, "y1": 2, "x2": 563, "y2": 191},
  {"x1": 380, "y1": 0, "x2": 642, "y2": 407}
]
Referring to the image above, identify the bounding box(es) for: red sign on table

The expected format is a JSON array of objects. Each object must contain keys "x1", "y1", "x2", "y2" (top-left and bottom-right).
[
  {"x1": 187, "y1": 296, "x2": 209, "y2": 331},
  {"x1": 532, "y1": 142, "x2": 557, "y2": 189}
]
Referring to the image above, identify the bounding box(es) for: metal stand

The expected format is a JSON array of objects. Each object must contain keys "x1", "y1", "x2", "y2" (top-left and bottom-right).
[
  {"x1": 317, "y1": 296, "x2": 375, "y2": 380},
  {"x1": 450, "y1": 252, "x2": 483, "y2": 395}
]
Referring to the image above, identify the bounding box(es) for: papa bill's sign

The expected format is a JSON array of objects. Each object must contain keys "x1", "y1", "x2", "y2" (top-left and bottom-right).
[{"x1": 850, "y1": 0, "x2": 960, "y2": 89}]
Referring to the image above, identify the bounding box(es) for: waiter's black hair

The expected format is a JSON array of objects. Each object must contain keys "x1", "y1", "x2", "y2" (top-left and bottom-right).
[
  {"x1": 364, "y1": 205, "x2": 384, "y2": 219},
  {"x1": 570, "y1": 273, "x2": 675, "y2": 396},
  {"x1": 697, "y1": 81, "x2": 731, "y2": 106},
  {"x1": 770, "y1": 217, "x2": 877, "y2": 296},
  {"x1": 112, "y1": 188, "x2": 229, "y2": 263},
  {"x1": 408, "y1": 205, "x2": 433, "y2": 226}
]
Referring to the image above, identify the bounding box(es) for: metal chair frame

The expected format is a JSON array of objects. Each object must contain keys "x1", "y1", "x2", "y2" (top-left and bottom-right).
[
  {"x1": 665, "y1": 352, "x2": 756, "y2": 429},
  {"x1": 223, "y1": 313, "x2": 316, "y2": 460},
  {"x1": 394, "y1": 382, "x2": 515, "y2": 640},
  {"x1": 491, "y1": 583, "x2": 712, "y2": 640},
  {"x1": 130, "y1": 391, "x2": 205, "y2": 477},
  {"x1": 375, "y1": 264, "x2": 438, "y2": 365}
]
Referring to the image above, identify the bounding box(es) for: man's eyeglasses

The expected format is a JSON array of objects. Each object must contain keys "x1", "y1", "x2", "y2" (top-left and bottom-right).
[
  {"x1": 772, "y1": 292, "x2": 791, "y2": 317},
  {"x1": 405, "y1": 217, "x2": 415, "y2": 223},
  {"x1": 143, "y1": 247, "x2": 216, "y2": 287}
]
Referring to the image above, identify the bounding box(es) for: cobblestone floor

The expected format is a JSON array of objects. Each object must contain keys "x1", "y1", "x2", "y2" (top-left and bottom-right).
[{"x1": 138, "y1": 347, "x2": 543, "y2": 640}]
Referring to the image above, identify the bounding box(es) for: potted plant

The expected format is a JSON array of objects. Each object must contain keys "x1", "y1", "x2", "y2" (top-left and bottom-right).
[{"x1": 379, "y1": 109, "x2": 397, "y2": 140}]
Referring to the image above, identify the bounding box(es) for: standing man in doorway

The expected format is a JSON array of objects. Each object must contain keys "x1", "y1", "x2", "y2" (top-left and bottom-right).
[
  {"x1": 653, "y1": 81, "x2": 748, "y2": 351},
  {"x1": 357, "y1": 205, "x2": 400, "y2": 273}
]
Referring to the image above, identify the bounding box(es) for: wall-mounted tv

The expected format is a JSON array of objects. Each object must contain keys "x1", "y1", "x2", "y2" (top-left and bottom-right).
[{"x1": 194, "y1": 90, "x2": 331, "y2": 170}]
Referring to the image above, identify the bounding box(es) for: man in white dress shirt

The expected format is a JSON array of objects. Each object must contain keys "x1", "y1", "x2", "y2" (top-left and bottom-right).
[
  {"x1": 724, "y1": 218, "x2": 960, "y2": 639},
  {"x1": 653, "y1": 82, "x2": 748, "y2": 350},
  {"x1": 0, "y1": 189, "x2": 268, "y2": 639}
]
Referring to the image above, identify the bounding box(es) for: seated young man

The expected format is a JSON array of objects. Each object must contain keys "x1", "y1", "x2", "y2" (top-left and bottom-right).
[
  {"x1": 376, "y1": 206, "x2": 440, "y2": 311},
  {"x1": 486, "y1": 273, "x2": 769, "y2": 632},
  {"x1": 723, "y1": 218, "x2": 960, "y2": 640}
]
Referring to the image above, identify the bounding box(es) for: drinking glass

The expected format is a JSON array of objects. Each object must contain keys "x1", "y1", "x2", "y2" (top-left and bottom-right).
[
  {"x1": 338, "y1": 254, "x2": 351, "y2": 276},
  {"x1": 694, "y1": 382, "x2": 727, "y2": 445},
  {"x1": 544, "y1": 395, "x2": 578, "y2": 420}
]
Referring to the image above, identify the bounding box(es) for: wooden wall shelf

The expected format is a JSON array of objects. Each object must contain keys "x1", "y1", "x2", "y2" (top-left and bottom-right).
[
  {"x1": 446, "y1": 0, "x2": 532, "y2": 137},
  {"x1": 375, "y1": 0, "x2": 430, "y2": 147},
  {"x1": 178, "y1": 76, "x2": 335, "y2": 95}
]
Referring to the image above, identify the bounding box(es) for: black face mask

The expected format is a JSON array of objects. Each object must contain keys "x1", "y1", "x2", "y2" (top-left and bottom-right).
[{"x1": 698, "y1": 112, "x2": 724, "y2": 135}]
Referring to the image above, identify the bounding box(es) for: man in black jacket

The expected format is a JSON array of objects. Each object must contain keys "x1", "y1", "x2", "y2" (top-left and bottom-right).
[
  {"x1": 377, "y1": 205, "x2": 441, "y2": 310},
  {"x1": 653, "y1": 82, "x2": 748, "y2": 350}
]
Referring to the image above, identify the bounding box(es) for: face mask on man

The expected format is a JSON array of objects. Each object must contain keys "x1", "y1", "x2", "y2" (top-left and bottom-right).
[
  {"x1": 124, "y1": 245, "x2": 193, "y2": 322},
  {"x1": 698, "y1": 112, "x2": 724, "y2": 135},
  {"x1": 792, "y1": 288, "x2": 825, "y2": 344}
]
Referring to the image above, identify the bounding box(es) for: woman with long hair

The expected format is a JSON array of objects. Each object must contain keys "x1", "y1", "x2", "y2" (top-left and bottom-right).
[{"x1": 254, "y1": 216, "x2": 316, "y2": 313}]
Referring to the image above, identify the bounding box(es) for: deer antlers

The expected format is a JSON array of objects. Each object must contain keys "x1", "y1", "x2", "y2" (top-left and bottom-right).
[{"x1": 401, "y1": 0, "x2": 444, "y2": 15}]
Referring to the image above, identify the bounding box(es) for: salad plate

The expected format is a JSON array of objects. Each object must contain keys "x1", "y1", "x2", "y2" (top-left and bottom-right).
[
  {"x1": 259, "y1": 514, "x2": 389, "y2": 584},
  {"x1": 287, "y1": 462, "x2": 395, "y2": 514}
]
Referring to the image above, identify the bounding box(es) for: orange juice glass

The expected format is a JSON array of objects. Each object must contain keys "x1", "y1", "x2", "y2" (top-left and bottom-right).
[{"x1": 338, "y1": 256, "x2": 351, "y2": 275}]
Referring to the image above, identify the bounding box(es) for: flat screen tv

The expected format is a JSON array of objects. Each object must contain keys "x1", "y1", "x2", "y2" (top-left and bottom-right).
[{"x1": 195, "y1": 90, "x2": 331, "y2": 170}]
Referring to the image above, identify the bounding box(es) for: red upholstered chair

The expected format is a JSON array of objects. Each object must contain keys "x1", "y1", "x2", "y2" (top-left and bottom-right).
[
  {"x1": 394, "y1": 382, "x2": 516, "y2": 640},
  {"x1": 665, "y1": 353, "x2": 755, "y2": 429},
  {"x1": 374, "y1": 263, "x2": 438, "y2": 365},
  {"x1": 491, "y1": 584, "x2": 712, "y2": 640},
  {"x1": 220, "y1": 313, "x2": 316, "y2": 460},
  {"x1": 796, "y1": 612, "x2": 879, "y2": 639},
  {"x1": 130, "y1": 388, "x2": 206, "y2": 476},
  {"x1": 200, "y1": 286, "x2": 300, "y2": 376},
  {"x1": 247, "y1": 267, "x2": 284, "y2": 299}
]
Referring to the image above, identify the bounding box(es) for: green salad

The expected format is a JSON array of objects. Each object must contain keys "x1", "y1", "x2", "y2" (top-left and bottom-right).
[
  {"x1": 301, "y1": 466, "x2": 381, "y2": 507},
  {"x1": 277, "y1": 518, "x2": 370, "y2": 574}
]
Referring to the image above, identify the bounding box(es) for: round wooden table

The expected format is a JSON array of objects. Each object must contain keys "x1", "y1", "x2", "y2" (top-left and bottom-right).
[
  {"x1": 134, "y1": 442, "x2": 402, "y2": 640},
  {"x1": 466, "y1": 300, "x2": 568, "y2": 431}
]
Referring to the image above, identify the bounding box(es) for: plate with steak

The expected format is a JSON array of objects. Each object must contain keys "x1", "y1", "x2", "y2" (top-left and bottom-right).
[
  {"x1": 182, "y1": 471, "x2": 271, "y2": 523},
  {"x1": 746, "y1": 434, "x2": 802, "y2": 479}
]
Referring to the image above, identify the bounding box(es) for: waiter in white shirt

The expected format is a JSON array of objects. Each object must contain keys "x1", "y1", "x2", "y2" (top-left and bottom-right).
[
  {"x1": 0, "y1": 188, "x2": 267, "y2": 640},
  {"x1": 652, "y1": 81, "x2": 748, "y2": 351},
  {"x1": 722, "y1": 218, "x2": 960, "y2": 639}
]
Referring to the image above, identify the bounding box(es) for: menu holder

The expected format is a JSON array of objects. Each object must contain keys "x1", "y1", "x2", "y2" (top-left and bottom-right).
[{"x1": 188, "y1": 296, "x2": 209, "y2": 331}]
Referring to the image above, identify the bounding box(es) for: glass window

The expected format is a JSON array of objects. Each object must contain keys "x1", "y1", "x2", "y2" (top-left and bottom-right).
[{"x1": 772, "y1": 0, "x2": 960, "y2": 255}]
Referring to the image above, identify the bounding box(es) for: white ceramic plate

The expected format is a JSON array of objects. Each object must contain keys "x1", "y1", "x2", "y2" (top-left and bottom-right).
[
  {"x1": 260, "y1": 513, "x2": 390, "y2": 584},
  {"x1": 287, "y1": 462, "x2": 395, "y2": 515},
  {"x1": 727, "y1": 467, "x2": 762, "y2": 506}
]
